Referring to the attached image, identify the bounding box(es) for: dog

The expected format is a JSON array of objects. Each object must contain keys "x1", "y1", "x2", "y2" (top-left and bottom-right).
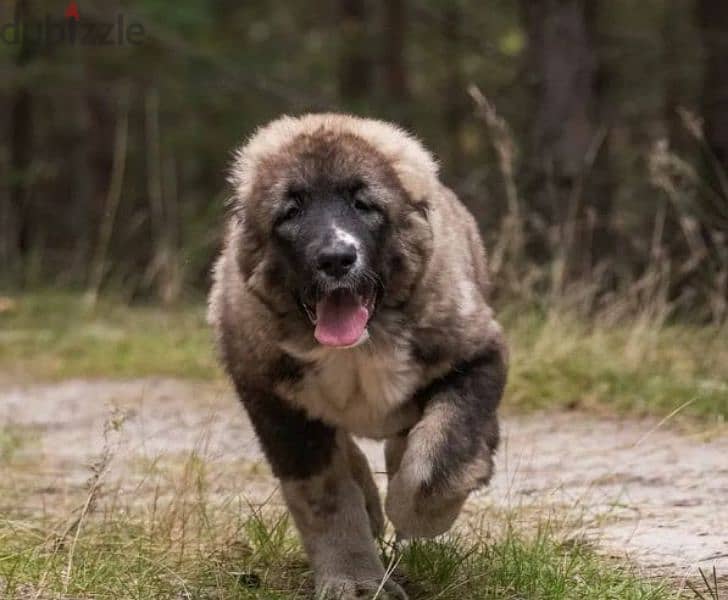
[{"x1": 209, "y1": 114, "x2": 507, "y2": 599}]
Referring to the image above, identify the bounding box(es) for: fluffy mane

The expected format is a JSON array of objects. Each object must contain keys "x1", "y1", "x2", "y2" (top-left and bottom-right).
[{"x1": 229, "y1": 113, "x2": 440, "y2": 203}]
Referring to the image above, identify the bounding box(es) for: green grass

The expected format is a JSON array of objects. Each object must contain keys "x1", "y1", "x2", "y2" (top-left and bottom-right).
[
  {"x1": 0, "y1": 499, "x2": 674, "y2": 600},
  {"x1": 397, "y1": 531, "x2": 671, "y2": 600},
  {"x1": 0, "y1": 436, "x2": 693, "y2": 599},
  {"x1": 0, "y1": 292, "x2": 218, "y2": 380},
  {"x1": 505, "y1": 308, "x2": 728, "y2": 423},
  {"x1": 1, "y1": 292, "x2": 726, "y2": 423}
]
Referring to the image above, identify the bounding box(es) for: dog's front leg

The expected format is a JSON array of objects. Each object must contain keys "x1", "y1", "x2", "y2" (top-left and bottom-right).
[
  {"x1": 239, "y1": 387, "x2": 405, "y2": 599},
  {"x1": 283, "y1": 434, "x2": 405, "y2": 598},
  {"x1": 385, "y1": 344, "x2": 506, "y2": 539}
]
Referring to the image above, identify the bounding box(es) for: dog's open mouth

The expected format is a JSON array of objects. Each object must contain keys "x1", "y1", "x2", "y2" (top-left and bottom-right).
[{"x1": 303, "y1": 288, "x2": 376, "y2": 348}]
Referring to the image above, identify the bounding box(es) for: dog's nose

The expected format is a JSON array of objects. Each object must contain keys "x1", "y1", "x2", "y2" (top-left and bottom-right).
[{"x1": 316, "y1": 244, "x2": 357, "y2": 278}]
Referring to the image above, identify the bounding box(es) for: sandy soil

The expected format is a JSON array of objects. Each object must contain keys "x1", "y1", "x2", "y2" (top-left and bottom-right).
[{"x1": 1, "y1": 378, "x2": 726, "y2": 583}]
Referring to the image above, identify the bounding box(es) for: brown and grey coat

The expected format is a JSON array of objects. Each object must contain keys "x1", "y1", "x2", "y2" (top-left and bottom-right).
[{"x1": 209, "y1": 114, "x2": 507, "y2": 599}]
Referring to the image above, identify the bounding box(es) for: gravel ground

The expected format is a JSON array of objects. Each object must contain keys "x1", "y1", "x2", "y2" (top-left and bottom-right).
[{"x1": 1, "y1": 378, "x2": 726, "y2": 583}]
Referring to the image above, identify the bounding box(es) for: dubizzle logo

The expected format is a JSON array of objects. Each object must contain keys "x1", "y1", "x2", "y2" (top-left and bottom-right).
[
  {"x1": 0, "y1": 2, "x2": 146, "y2": 46},
  {"x1": 65, "y1": 2, "x2": 80, "y2": 21}
]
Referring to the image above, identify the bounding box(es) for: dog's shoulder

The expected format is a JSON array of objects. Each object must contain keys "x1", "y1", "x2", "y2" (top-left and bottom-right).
[{"x1": 403, "y1": 183, "x2": 501, "y2": 365}]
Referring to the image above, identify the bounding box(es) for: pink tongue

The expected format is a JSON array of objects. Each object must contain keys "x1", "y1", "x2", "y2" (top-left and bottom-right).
[{"x1": 315, "y1": 293, "x2": 370, "y2": 347}]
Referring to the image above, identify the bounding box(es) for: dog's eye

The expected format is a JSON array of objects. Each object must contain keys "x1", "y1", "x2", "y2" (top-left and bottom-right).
[
  {"x1": 284, "y1": 205, "x2": 300, "y2": 219},
  {"x1": 349, "y1": 181, "x2": 365, "y2": 195},
  {"x1": 349, "y1": 182, "x2": 377, "y2": 214},
  {"x1": 349, "y1": 188, "x2": 376, "y2": 213},
  {"x1": 353, "y1": 198, "x2": 373, "y2": 213},
  {"x1": 276, "y1": 197, "x2": 302, "y2": 227},
  {"x1": 280, "y1": 204, "x2": 300, "y2": 221}
]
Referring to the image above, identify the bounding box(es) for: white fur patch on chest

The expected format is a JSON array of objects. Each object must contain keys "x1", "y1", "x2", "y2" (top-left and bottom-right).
[{"x1": 278, "y1": 340, "x2": 422, "y2": 437}]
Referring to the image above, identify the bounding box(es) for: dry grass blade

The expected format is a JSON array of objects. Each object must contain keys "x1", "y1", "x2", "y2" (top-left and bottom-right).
[
  {"x1": 687, "y1": 566, "x2": 722, "y2": 600},
  {"x1": 688, "y1": 580, "x2": 711, "y2": 600},
  {"x1": 467, "y1": 84, "x2": 526, "y2": 293},
  {"x1": 59, "y1": 408, "x2": 126, "y2": 595}
]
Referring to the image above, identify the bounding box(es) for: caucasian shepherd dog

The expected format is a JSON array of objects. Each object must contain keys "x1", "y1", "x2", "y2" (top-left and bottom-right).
[{"x1": 209, "y1": 114, "x2": 507, "y2": 599}]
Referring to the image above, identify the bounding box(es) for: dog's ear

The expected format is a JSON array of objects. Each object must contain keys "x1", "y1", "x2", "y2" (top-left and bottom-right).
[
  {"x1": 228, "y1": 146, "x2": 270, "y2": 283},
  {"x1": 380, "y1": 198, "x2": 434, "y2": 307},
  {"x1": 225, "y1": 212, "x2": 264, "y2": 282}
]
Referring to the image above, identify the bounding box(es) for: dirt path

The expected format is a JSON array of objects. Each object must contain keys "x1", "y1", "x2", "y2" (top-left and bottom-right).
[{"x1": 1, "y1": 378, "x2": 726, "y2": 581}]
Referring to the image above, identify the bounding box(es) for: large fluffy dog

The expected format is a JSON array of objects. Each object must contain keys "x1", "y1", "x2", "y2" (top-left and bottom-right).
[{"x1": 209, "y1": 114, "x2": 507, "y2": 599}]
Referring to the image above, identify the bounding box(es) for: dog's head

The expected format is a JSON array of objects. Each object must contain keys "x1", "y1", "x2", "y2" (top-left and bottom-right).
[{"x1": 229, "y1": 115, "x2": 438, "y2": 348}]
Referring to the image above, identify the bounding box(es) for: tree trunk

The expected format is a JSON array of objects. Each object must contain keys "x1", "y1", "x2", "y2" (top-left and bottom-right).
[
  {"x1": 338, "y1": 0, "x2": 373, "y2": 107},
  {"x1": 69, "y1": 59, "x2": 93, "y2": 284},
  {"x1": 519, "y1": 0, "x2": 609, "y2": 275},
  {"x1": 696, "y1": 0, "x2": 728, "y2": 264},
  {"x1": 382, "y1": 0, "x2": 409, "y2": 113},
  {"x1": 86, "y1": 86, "x2": 130, "y2": 305},
  {"x1": 144, "y1": 88, "x2": 181, "y2": 304},
  {"x1": 7, "y1": 0, "x2": 35, "y2": 283},
  {"x1": 442, "y1": 5, "x2": 465, "y2": 176},
  {"x1": 520, "y1": 0, "x2": 598, "y2": 209},
  {"x1": 0, "y1": 137, "x2": 10, "y2": 284},
  {"x1": 663, "y1": 0, "x2": 687, "y2": 150},
  {"x1": 698, "y1": 0, "x2": 728, "y2": 170},
  {"x1": 84, "y1": 85, "x2": 115, "y2": 282}
]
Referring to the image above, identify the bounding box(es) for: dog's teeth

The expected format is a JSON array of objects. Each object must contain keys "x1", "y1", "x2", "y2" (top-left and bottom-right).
[{"x1": 303, "y1": 304, "x2": 317, "y2": 324}]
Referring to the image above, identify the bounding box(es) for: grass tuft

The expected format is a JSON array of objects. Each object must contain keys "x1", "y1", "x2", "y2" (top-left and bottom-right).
[
  {"x1": 504, "y1": 307, "x2": 728, "y2": 423},
  {"x1": 0, "y1": 507, "x2": 677, "y2": 599}
]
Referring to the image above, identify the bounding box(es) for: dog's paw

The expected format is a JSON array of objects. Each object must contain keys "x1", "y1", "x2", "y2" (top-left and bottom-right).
[
  {"x1": 385, "y1": 471, "x2": 467, "y2": 539},
  {"x1": 317, "y1": 575, "x2": 408, "y2": 599}
]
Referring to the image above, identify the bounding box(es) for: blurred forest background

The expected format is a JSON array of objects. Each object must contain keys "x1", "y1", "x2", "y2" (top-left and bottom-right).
[{"x1": 1, "y1": 0, "x2": 727, "y2": 323}]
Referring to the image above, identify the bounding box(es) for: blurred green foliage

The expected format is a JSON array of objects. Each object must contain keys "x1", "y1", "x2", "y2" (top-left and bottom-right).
[{"x1": 0, "y1": 0, "x2": 725, "y2": 318}]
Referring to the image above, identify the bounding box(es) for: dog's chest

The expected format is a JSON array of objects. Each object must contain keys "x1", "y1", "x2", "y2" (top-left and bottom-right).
[{"x1": 283, "y1": 343, "x2": 422, "y2": 437}]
